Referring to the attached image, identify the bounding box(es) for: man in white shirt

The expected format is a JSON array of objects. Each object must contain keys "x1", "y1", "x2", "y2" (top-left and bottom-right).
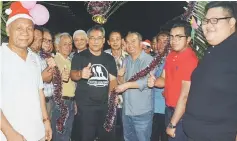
[{"x1": 0, "y1": 2, "x2": 52, "y2": 141}]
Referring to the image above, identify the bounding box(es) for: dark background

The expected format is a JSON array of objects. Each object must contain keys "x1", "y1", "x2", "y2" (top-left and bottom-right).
[{"x1": 43, "y1": 1, "x2": 186, "y2": 40}]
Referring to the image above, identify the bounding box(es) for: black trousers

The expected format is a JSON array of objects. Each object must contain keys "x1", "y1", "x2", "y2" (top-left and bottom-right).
[
  {"x1": 151, "y1": 113, "x2": 168, "y2": 141},
  {"x1": 116, "y1": 108, "x2": 124, "y2": 141},
  {"x1": 72, "y1": 105, "x2": 115, "y2": 141}
]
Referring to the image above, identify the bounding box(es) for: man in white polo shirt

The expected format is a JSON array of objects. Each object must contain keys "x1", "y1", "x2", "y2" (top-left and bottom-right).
[{"x1": 0, "y1": 2, "x2": 52, "y2": 141}]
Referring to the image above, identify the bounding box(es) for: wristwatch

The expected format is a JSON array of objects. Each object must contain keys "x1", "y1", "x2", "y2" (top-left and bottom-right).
[{"x1": 168, "y1": 122, "x2": 176, "y2": 129}]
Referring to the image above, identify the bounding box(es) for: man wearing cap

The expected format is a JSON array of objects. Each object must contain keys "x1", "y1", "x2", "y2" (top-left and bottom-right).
[
  {"x1": 0, "y1": 2, "x2": 52, "y2": 141},
  {"x1": 142, "y1": 39, "x2": 152, "y2": 55}
]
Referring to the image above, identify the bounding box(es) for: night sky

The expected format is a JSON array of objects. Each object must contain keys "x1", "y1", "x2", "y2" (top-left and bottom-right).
[{"x1": 44, "y1": 1, "x2": 186, "y2": 41}]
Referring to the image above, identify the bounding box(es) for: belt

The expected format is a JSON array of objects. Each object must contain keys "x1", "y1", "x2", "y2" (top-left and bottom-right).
[
  {"x1": 167, "y1": 106, "x2": 175, "y2": 111},
  {"x1": 62, "y1": 96, "x2": 75, "y2": 101},
  {"x1": 45, "y1": 96, "x2": 53, "y2": 103}
]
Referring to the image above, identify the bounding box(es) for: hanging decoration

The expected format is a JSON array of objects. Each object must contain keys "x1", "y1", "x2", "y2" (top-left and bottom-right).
[
  {"x1": 86, "y1": 1, "x2": 127, "y2": 24},
  {"x1": 39, "y1": 50, "x2": 69, "y2": 134},
  {"x1": 181, "y1": 1, "x2": 209, "y2": 59}
]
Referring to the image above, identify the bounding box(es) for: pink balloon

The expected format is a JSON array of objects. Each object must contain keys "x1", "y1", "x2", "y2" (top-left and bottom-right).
[
  {"x1": 30, "y1": 4, "x2": 50, "y2": 25},
  {"x1": 20, "y1": 1, "x2": 37, "y2": 10}
]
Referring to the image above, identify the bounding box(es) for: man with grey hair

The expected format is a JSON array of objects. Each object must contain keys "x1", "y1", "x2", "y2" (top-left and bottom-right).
[
  {"x1": 52, "y1": 32, "x2": 76, "y2": 141},
  {"x1": 71, "y1": 25, "x2": 117, "y2": 141},
  {"x1": 54, "y1": 33, "x2": 61, "y2": 53},
  {"x1": 73, "y1": 30, "x2": 88, "y2": 53},
  {"x1": 115, "y1": 31, "x2": 154, "y2": 141},
  {"x1": 69, "y1": 30, "x2": 88, "y2": 60}
]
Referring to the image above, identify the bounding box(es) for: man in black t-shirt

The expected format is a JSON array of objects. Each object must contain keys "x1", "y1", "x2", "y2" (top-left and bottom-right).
[
  {"x1": 70, "y1": 25, "x2": 117, "y2": 141},
  {"x1": 183, "y1": 2, "x2": 237, "y2": 141}
]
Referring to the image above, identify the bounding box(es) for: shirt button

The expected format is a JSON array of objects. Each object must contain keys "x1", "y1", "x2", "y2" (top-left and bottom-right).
[
  {"x1": 175, "y1": 56, "x2": 177, "y2": 58},
  {"x1": 208, "y1": 52, "x2": 210, "y2": 54}
]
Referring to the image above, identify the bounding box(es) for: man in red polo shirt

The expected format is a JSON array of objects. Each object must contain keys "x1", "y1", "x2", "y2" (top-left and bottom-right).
[{"x1": 148, "y1": 21, "x2": 198, "y2": 141}]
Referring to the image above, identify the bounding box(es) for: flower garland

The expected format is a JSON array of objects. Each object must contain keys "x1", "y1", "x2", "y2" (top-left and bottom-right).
[
  {"x1": 104, "y1": 43, "x2": 170, "y2": 132},
  {"x1": 39, "y1": 50, "x2": 69, "y2": 134}
]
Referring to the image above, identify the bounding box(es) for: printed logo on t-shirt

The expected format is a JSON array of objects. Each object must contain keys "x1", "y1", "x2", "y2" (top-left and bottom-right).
[{"x1": 87, "y1": 64, "x2": 109, "y2": 87}]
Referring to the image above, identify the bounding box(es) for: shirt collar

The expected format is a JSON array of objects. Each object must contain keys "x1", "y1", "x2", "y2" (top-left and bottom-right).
[
  {"x1": 121, "y1": 50, "x2": 128, "y2": 58},
  {"x1": 171, "y1": 47, "x2": 193, "y2": 58},
  {"x1": 128, "y1": 50, "x2": 146, "y2": 61},
  {"x1": 213, "y1": 32, "x2": 237, "y2": 48},
  {"x1": 56, "y1": 52, "x2": 70, "y2": 60},
  {"x1": 3, "y1": 43, "x2": 34, "y2": 56},
  {"x1": 108, "y1": 49, "x2": 128, "y2": 59}
]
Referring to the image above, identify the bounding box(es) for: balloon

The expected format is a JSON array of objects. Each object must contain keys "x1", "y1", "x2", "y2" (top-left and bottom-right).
[
  {"x1": 29, "y1": 4, "x2": 50, "y2": 25},
  {"x1": 20, "y1": 1, "x2": 37, "y2": 10}
]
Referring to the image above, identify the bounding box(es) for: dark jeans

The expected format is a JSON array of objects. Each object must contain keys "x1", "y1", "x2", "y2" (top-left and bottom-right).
[
  {"x1": 74, "y1": 105, "x2": 115, "y2": 141},
  {"x1": 151, "y1": 113, "x2": 168, "y2": 141},
  {"x1": 165, "y1": 107, "x2": 187, "y2": 141},
  {"x1": 51, "y1": 100, "x2": 75, "y2": 141}
]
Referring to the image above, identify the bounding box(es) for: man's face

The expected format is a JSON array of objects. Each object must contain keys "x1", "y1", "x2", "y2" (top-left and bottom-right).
[
  {"x1": 142, "y1": 44, "x2": 151, "y2": 54},
  {"x1": 42, "y1": 31, "x2": 52, "y2": 53},
  {"x1": 157, "y1": 34, "x2": 168, "y2": 54},
  {"x1": 126, "y1": 33, "x2": 142, "y2": 56},
  {"x1": 121, "y1": 39, "x2": 127, "y2": 52},
  {"x1": 170, "y1": 27, "x2": 190, "y2": 52},
  {"x1": 73, "y1": 34, "x2": 87, "y2": 51},
  {"x1": 59, "y1": 36, "x2": 72, "y2": 57},
  {"x1": 108, "y1": 32, "x2": 122, "y2": 50},
  {"x1": 7, "y1": 18, "x2": 34, "y2": 49},
  {"x1": 30, "y1": 29, "x2": 42, "y2": 53},
  {"x1": 202, "y1": 7, "x2": 236, "y2": 45},
  {"x1": 88, "y1": 30, "x2": 105, "y2": 52},
  {"x1": 151, "y1": 38, "x2": 157, "y2": 51}
]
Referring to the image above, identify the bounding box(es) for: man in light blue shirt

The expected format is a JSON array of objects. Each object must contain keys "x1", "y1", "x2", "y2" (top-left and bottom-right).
[
  {"x1": 150, "y1": 31, "x2": 169, "y2": 141},
  {"x1": 116, "y1": 31, "x2": 153, "y2": 141}
]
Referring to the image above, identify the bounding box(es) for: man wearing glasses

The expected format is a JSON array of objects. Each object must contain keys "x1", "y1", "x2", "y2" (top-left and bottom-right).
[
  {"x1": 42, "y1": 28, "x2": 54, "y2": 55},
  {"x1": 183, "y1": 2, "x2": 237, "y2": 141},
  {"x1": 70, "y1": 25, "x2": 117, "y2": 141},
  {"x1": 148, "y1": 21, "x2": 198, "y2": 141}
]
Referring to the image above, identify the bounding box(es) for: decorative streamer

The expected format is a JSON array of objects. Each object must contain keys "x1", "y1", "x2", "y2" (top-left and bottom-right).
[
  {"x1": 86, "y1": 1, "x2": 127, "y2": 24},
  {"x1": 40, "y1": 50, "x2": 69, "y2": 134}
]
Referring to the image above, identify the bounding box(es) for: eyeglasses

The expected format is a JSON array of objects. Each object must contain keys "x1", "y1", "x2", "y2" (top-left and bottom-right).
[
  {"x1": 202, "y1": 17, "x2": 232, "y2": 25},
  {"x1": 89, "y1": 36, "x2": 104, "y2": 41},
  {"x1": 43, "y1": 38, "x2": 52, "y2": 44},
  {"x1": 169, "y1": 35, "x2": 187, "y2": 41}
]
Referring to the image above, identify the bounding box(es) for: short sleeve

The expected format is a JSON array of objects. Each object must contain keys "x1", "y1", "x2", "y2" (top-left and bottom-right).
[
  {"x1": 164, "y1": 54, "x2": 170, "y2": 72},
  {"x1": 71, "y1": 53, "x2": 83, "y2": 71},
  {"x1": 39, "y1": 57, "x2": 47, "y2": 72},
  {"x1": 35, "y1": 55, "x2": 44, "y2": 89},
  {"x1": 38, "y1": 72, "x2": 44, "y2": 89},
  {"x1": 108, "y1": 56, "x2": 117, "y2": 77},
  {"x1": 182, "y1": 57, "x2": 198, "y2": 81}
]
